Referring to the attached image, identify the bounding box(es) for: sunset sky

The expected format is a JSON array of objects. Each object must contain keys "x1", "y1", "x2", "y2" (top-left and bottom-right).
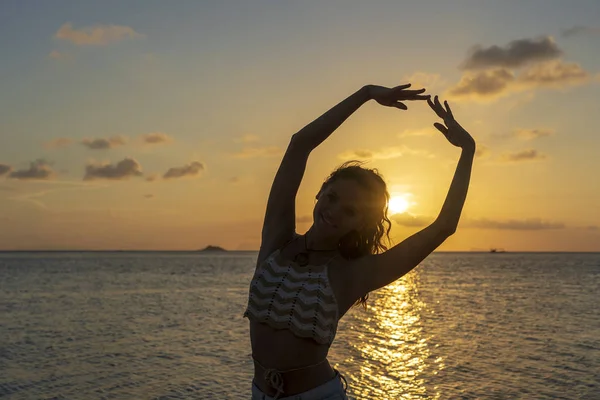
[{"x1": 1, "y1": 1, "x2": 599, "y2": 251}]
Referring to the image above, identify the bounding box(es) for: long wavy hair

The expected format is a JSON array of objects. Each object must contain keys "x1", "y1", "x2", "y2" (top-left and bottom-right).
[{"x1": 316, "y1": 160, "x2": 392, "y2": 307}]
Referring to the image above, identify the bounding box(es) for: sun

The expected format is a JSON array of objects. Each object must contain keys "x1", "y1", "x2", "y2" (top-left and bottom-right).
[{"x1": 388, "y1": 195, "x2": 410, "y2": 215}]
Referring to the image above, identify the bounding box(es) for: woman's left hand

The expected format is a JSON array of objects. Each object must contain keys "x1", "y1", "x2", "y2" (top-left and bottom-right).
[
  {"x1": 367, "y1": 84, "x2": 430, "y2": 110},
  {"x1": 428, "y1": 96, "x2": 476, "y2": 151}
]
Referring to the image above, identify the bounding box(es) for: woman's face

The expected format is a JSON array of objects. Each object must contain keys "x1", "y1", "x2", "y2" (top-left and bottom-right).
[{"x1": 312, "y1": 178, "x2": 371, "y2": 240}]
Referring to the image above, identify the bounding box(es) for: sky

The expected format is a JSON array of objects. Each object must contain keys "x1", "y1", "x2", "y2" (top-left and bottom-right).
[{"x1": 0, "y1": 0, "x2": 599, "y2": 251}]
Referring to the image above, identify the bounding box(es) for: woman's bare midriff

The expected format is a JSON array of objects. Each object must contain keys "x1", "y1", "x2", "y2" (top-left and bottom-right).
[
  {"x1": 249, "y1": 321, "x2": 336, "y2": 396},
  {"x1": 249, "y1": 238, "x2": 356, "y2": 395}
]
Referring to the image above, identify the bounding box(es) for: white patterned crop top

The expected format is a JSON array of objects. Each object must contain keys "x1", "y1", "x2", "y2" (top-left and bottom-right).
[{"x1": 243, "y1": 248, "x2": 340, "y2": 345}]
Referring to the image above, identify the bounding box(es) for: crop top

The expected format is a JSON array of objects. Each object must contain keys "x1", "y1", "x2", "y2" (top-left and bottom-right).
[{"x1": 243, "y1": 248, "x2": 339, "y2": 345}]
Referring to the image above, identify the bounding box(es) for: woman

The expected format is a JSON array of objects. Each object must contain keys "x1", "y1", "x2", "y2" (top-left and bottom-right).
[{"x1": 244, "y1": 84, "x2": 476, "y2": 399}]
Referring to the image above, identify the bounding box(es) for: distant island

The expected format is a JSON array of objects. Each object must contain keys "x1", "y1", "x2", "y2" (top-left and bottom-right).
[{"x1": 198, "y1": 245, "x2": 227, "y2": 252}]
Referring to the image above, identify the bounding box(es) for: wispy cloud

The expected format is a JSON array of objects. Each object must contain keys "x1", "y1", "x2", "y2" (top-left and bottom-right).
[
  {"x1": 145, "y1": 174, "x2": 159, "y2": 182},
  {"x1": 48, "y1": 50, "x2": 70, "y2": 60},
  {"x1": 391, "y1": 212, "x2": 432, "y2": 227},
  {"x1": 448, "y1": 61, "x2": 592, "y2": 100},
  {"x1": 561, "y1": 26, "x2": 600, "y2": 38},
  {"x1": 140, "y1": 132, "x2": 173, "y2": 145},
  {"x1": 401, "y1": 72, "x2": 444, "y2": 90},
  {"x1": 8, "y1": 159, "x2": 55, "y2": 180},
  {"x1": 7, "y1": 181, "x2": 108, "y2": 210},
  {"x1": 231, "y1": 146, "x2": 282, "y2": 158},
  {"x1": 234, "y1": 134, "x2": 261, "y2": 143},
  {"x1": 499, "y1": 149, "x2": 547, "y2": 162},
  {"x1": 163, "y1": 161, "x2": 204, "y2": 179},
  {"x1": 84, "y1": 158, "x2": 143, "y2": 180},
  {"x1": 390, "y1": 213, "x2": 566, "y2": 230},
  {"x1": 44, "y1": 137, "x2": 73, "y2": 149},
  {"x1": 518, "y1": 60, "x2": 589, "y2": 87},
  {"x1": 448, "y1": 36, "x2": 595, "y2": 101},
  {"x1": 475, "y1": 144, "x2": 491, "y2": 159},
  {"x1": 464, "y1": 217, "x2": 565, "y2": 230},
  {"x1": 448, "y1": 68, "x2": 515, "y2": 99},
  {"x1": 55, "y1": 22, "x2": 143, "y2": 46},
  {"x1": 461, "y1": 36, "x2": 562, "y2": 70},
  {"x1": 397, "y1": 127, "x2": 437, "y2": 138},
  {"x1": 512, "y1": 128, "x2": 554, "y2": 140},
  {"x1": 82, "y1": 136, "x2": 127, "y2": 150},
  {"x1": 339, "y1": 145, "x2": 433, "y2": 160}
]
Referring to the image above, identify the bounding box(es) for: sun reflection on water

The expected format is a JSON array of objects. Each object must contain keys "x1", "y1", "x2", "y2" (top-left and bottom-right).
[{"x1": 342, "y1": 270, "x2": 443, "y2": 399}]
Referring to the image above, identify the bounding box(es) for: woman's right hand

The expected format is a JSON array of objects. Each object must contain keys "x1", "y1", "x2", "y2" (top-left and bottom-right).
[
  {"x1": 427, "y1": 95, "x2": 476, "y2": 152},
  {"x1": 367, "y1": 84, "x2": 430, "y2": 110}
]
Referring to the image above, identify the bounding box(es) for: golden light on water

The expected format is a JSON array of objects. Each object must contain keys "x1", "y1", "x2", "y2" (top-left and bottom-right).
[{"x1": 343, "y1": 270, "x2": 444, "y2": 399}]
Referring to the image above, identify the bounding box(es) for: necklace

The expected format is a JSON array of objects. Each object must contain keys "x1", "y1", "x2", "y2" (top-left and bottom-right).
[{"x1": 293, "y1": 232, "x2": 338, "y2": 267}]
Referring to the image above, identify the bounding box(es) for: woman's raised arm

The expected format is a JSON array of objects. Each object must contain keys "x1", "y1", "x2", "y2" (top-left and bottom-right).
[
  {"x1": 347, "y1": 96, "x2": 476, "y2": 296},
  {"x1": 257, "y1": 84, "x2": 428, "y2": 266}
]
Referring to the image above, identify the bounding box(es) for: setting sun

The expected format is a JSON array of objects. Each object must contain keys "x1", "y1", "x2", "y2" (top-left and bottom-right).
[{"x1": 388, "y1": 196, "x2": 410, "y2": 215}]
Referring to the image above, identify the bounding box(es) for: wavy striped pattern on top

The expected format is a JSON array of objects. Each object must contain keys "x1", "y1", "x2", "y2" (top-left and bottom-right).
[{"x1": 243, "y1": 248, "x2": 339, "y2": 345}]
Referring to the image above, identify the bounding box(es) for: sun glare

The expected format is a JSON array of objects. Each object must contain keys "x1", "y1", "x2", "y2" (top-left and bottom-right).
[{"x1": 388, "y1": 196, "x2": 410, "y2": 215}]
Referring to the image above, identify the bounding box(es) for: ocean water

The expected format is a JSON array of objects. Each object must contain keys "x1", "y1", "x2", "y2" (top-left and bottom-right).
[{"x1": 1, "y1": 251, "x2": 599, "y2": 400}]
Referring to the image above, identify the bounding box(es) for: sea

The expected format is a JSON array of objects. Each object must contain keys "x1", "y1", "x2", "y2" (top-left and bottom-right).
[{"x1": 1, "y1": 251, "x2": 599, "y2": 399}]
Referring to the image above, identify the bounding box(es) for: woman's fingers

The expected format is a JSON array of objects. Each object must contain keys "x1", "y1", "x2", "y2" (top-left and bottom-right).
[
  {"x1": 428, "y1": 96, "x2": 445, "y2": 118},
  {"x1": 444, "y1": 100, "x2": 454, "y2": 118},
  {"x1": 412, "y1": 94, "x2": 431, "y2": 100},
  {"x1": 402, "y1": 88, "x2": 426, "y2": 95},
  {"x1": 394, "y1": 101, "x2": 408, "y2": 110},
  {"x1": 434, "y1": 122, "x2": 448, "y2": 135},
  {"x1": 427, "y1": 97, "x2": 435, "y2": 109},
  {"x1": 393, "y1": 83, "x2": 412, "y2": 91}
]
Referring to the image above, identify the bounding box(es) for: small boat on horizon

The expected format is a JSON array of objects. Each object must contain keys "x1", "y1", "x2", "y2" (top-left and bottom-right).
[{"x1": 489, "y1": 248, "x2": 507, "y2": 253}]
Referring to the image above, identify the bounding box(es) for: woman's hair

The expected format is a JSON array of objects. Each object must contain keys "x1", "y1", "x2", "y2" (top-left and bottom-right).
[{"x1": 317, "y1": 160, "x2": 392, "y2": 307}]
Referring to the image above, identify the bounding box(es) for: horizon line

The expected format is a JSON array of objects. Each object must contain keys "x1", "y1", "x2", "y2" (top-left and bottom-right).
[{"x1": 0, "y1": 249, "x2": 598, "y2": 254}]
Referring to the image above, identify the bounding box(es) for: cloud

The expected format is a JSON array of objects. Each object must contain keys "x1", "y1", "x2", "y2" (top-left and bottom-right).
[
  {"x1": 448, "y1": 61, "x2": 593, "y2": 100},
  {"x1": 586, "y1": 225, "x2": 599, "y2": 230},
  {"x1": 82, "y1": 136, "x2": 127, "y2": 150},
  {"x1": 475, "y1": 145, "x2": 491, "y2": 159},
  {"x1": 464, "y1": 217, "x2": 565, "y2": 230},
  {"x1": 339, "y1": 145, "x2": 433, "y2": 160},
  {"x1": 391, "y1": 213, "x2": 431, "y2": 228},
  {"x1": 144, "y1": 194, "x2": 154, "y2": 199},
  {"x1": 0, "y1": 163, "x2": 12, "y2": 176},
  {"x1": 561, "y1": 26, "x2": 600, "y2": 38},
  {"x1": 140, "y1": 132, "x2": 173, "y2": 145},
  {"x1": 145, "y1": 174, "x2": 159, "y2": 182},
  {"x1": 499, "y1": 149, "x2": 547, "y2": 162},
  {"x1": 8, "y1": 159, "x2": 55, "y2": 180},
  {"x1": 397, "y1": 127, "x2": 437, "y2": 138},
  {"x1": 55, "y1": 22, "x2": 143, "y2": 46},
  {"x1": 48, "y1": 50, "x2": 69, "y2": 60},
  {"x1": 402, "y1": 72, "x2": 444, "y2": 89},
  {"x1": 84, "y1": 158, "x2": 143, "y2": 180},
  {"x1": 461, "y1": 36, "x2": 562, "y2": 70},
  {"x1": 163, "y1": 161, "x2": 204, "y2": 179},
  {"x1": 512, "y1": 128, "x2": 554, "y2": 140},
  {"x1": 231, "y1": 146, "x2": 282, "y2": 158},
  {"x1": 228, "y1": 176, "x2": 240, "y2": 184},
  {"x1": 235, "y1": 134, "x2": 260, "y2": 143},
  {"x1": 448, "y1": 68, "x2": 515, "y2": 99},
  {"x1": 44, "y1": 137, "x2": 73, "y2": 149},
  {"x1": 517, "y1": 60, "x2": 589, "y2": 87}
]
